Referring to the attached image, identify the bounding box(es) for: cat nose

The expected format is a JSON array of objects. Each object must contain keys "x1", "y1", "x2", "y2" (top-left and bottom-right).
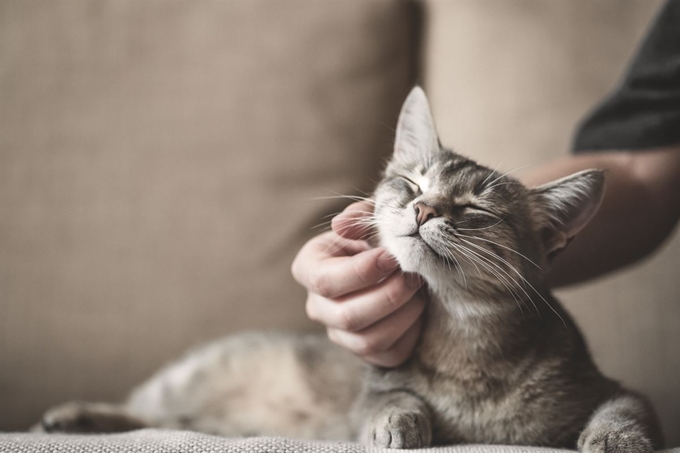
[{"x1": 414, "y1": 202, "x2": 439, "y2": 226}]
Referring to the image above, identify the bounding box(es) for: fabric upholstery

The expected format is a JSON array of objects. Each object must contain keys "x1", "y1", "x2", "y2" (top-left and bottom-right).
[
  {"x1": 0, "y1": 0, "x2": 421, "y2": 432},
  {"x1": 2, "y1": 430, "x2": 679, "y2": 453}
]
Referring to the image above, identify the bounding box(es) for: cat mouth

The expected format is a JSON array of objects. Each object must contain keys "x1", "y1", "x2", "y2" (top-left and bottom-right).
[{"x1": 402, "y1": 232, "x2": 443, "y2": 258}]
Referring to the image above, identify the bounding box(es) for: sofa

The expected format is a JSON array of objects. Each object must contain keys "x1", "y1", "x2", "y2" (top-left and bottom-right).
[{"x1": 1, "y1": 0, "x2": 677, "y2": 451}]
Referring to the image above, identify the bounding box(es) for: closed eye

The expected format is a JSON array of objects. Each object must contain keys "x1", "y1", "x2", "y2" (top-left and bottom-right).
[
  {"x1": 397, "y1": 176, "x2": 421, "y2": 195},
  {"x1": 460, "y1": 204, "x2": 499, "y2": 217}
]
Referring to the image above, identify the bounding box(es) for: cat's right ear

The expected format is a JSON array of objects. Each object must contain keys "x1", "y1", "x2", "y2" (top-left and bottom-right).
[{"x1": 394, "y1": 87, "x2": 440, "y2": 163}]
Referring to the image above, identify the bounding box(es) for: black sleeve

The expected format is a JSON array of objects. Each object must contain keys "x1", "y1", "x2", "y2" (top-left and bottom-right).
[{"x1": 573, "y1": 0, "x2": 680, "y2": 152}]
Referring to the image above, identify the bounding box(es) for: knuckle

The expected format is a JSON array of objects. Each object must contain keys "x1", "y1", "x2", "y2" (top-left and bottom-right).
[
  {"x1": 305, "y1": 297, "x2": 319, "y2": 323},
  {"x1": 327, "y1": 329, "x2": 342, "y2": 348},
  {"x1": 353, "y1": 335, "x2": 384, "y2": 357},
  {"x1": 290, "y1": 257, "x2": 302, "y2": 283},
  {"x1": 336, "y1": 306, "x2": 360, "y2": 332},
  {"x1": 350, "y1": 258, "x2": 370, "y2": 286},
  {"x1": 310, "y1": 271, "x2": 333, "y2": 298},
  {"x1": 382, "y1": 279, "x2": 406, "y2": 310}
]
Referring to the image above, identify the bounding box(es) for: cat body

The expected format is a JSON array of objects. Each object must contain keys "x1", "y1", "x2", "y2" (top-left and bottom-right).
[{"x1": 40, "y1": 88, "x2": 662, "y2": 452}]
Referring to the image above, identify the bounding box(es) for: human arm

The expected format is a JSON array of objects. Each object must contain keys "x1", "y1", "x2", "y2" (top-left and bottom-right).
[
  {"x1": 522, "y1": 146, "x2": 680, "y2": 287},
  {"x1": 530, "y1": 0, "x2": 680, "y2": 286}
]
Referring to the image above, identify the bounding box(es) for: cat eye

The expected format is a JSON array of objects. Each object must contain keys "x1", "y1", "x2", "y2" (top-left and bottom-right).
[
  {"x1": 458, "y1": 204, "x2": 498, "y2": 217},
  {"x1": 396, "y1": 176, "x2": 421, "y2": 195}
]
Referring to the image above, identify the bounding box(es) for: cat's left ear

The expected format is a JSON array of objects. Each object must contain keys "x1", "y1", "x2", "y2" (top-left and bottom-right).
[
  {"x1": 394, "y1": 87, "x2": 440, "y2": 162},
  {"x1": 530, "y1": 169, "x2": 605, "y2": 255}
]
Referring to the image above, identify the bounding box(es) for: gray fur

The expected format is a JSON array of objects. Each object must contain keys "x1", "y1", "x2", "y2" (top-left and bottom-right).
[{"x1": 39, "y1": 88, "x2": 662, "y2": 452}]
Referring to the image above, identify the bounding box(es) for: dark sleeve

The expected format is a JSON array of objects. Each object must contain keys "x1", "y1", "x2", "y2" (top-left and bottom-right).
[{"x1": 573, "y1": 0, "x2": 680, "y2": 152}]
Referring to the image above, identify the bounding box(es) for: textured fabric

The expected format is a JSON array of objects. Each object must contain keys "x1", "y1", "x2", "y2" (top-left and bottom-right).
[
  {"x1": 3, "y1": 430, "x2": 680, "y2": 453},
  {"x1": 0, "y1": 0, "x2": 421, "y2": 431},
  {"x1": 574, "y1": 0, "x2": 680, "y2": 151}
]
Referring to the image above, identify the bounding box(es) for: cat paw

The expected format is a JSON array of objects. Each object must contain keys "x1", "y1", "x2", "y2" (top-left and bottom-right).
[
  {"x1": 369, "y1": 410, "x2": 432, "y2": 449},
  {"x1": 578, "y1": 427, "x2": 653, "y2": 453},
  {"x1": 40, "y1": 402, "x2": 97, "y2": 433}
]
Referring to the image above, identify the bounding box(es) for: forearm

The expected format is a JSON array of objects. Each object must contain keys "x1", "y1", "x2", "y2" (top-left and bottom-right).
[{"x1": 522, "y1": 146, "x2": 680, "y2": 287}]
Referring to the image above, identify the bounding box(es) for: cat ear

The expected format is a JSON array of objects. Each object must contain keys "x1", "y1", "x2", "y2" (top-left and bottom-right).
[
  {"x1": 394, "y1": 87, "x2": 440, "y2": 162},
  {"x1": 530, "y1": 170, "x2": 605, "y2": 255}
]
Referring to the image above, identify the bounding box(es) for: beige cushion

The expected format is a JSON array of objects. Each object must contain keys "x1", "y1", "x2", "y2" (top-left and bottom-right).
[{"x1": 0, "y1": 0, "x2": 421, "y2": 431}]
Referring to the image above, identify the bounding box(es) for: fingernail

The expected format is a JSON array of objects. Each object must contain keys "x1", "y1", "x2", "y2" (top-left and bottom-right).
[
  {"x1": 406, "y1": 273, "x2": 423, "y2": 289},
  {"x1": 376, "y1": 250, "x2": 399, "y2": 272}
]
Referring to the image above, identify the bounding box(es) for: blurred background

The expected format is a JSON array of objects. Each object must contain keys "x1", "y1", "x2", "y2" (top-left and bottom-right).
[{"x1": 1, "y1": 0, "x2": 677, "y2": 445}]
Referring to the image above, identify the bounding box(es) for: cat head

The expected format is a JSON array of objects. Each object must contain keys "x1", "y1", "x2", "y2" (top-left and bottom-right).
[{"x1": 374, "y1": 87, "x2": 604, "y2": 296}]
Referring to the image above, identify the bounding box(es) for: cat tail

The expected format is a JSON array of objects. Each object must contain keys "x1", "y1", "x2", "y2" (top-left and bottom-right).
[{"x1": 578, "y1": 391, "x2": 663, "y2": 453}]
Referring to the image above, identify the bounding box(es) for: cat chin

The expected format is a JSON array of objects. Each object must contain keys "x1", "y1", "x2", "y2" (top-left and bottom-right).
[{"x1": 381, "y1": 235, "x2": 438, "y2": 275}]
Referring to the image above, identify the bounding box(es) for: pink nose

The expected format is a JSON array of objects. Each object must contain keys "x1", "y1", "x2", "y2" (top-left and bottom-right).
[{"x1": 414, "y1": 201, "x2": 439, "y2": 226}]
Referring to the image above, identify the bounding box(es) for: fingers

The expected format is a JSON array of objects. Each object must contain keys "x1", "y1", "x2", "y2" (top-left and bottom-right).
[
  {"x1": 363, "y1": 317, "x2": 424, "y2": 367},
  {"x1": 334, "y1": 312, "x2": 425, "y2": 368},
  {"x1": 306, "y1": 272, "x2": 422, "y2": 332},
  {"x1": 332, "y1": 201, "x2": 375, "y2": 240},
  {"x1": 292, "y1": 201, "x2": 427, "y2": 368},
  {"x1": 326, "y1": 292, "x2": 426, "y2": 360},
  {"x1": 293, "y1": 241, "x2": 400, "y2": 300}
]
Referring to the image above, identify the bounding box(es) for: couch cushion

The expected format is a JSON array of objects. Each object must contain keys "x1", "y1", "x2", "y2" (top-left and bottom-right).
[{"x1": 0, "y1": 0, "x2": 421, "y2": 431}]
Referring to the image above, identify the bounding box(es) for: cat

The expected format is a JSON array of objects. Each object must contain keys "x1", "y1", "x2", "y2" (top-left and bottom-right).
[{"x1": 39, "y1": 87, "x2": 662, "y2": 452}]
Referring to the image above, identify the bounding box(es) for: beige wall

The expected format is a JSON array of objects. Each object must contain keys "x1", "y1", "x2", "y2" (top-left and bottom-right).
[{"x1": 427, "y1": 0, "x2": 679, "y2": 445}]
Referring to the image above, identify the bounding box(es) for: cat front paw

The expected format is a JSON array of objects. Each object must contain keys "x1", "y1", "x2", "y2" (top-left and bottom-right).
[
  {"x1": 578, "y1": 426, "x2": 653, "y2": 453},
  {"x1": 368, "y1": 410, "x2": 432, "y2": 449}
]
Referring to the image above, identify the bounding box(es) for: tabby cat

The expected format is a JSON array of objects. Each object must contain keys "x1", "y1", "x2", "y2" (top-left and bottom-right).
[{"x1": 40, "y1": 87, "x2": 662, "y2": 452}]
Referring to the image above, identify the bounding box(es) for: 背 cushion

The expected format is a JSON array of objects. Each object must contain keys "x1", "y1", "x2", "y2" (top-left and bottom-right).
[{"x1": 0, "y1": 0, "x2": 421, "y2": 430}]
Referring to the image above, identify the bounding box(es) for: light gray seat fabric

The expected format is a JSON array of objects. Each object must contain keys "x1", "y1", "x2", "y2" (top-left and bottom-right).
[{"x1": 2, "y1": 430, "x2": 679, "y2": 453}]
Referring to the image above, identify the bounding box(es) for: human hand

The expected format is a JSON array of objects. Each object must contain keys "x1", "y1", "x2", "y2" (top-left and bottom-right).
[{"x1": 292, "y1": 201, "x2": 426, "y2": 367}]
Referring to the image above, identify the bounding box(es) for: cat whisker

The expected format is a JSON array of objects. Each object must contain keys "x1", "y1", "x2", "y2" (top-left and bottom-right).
[
  {"x1": 482, "y1": 163, "x2": 534, "y2": 192},
  {"x1": 353, "y1": 187, "x2": 374, "y2": 198},
  {"x1": 453, "y1": 244, "x2": 534, "y2": 317},
  {"x1": 455, "y1": 234, "x2": 541, "y2": 269},
  {"x1": 439, "y1": 246, "x2": 467, "y2": 289},
  {"x1": 450, "y1": 244, "x2": 528, "y2": 317},
  {"x1": 312, "y1": 194, "x2": 376, "y2": 204},
  {"x1": 456, "y1": 239, "x2": 565, "y2": 326},
  {"x1": 453, "y1": 240, "x2": 539, "y2": 315},
  {"x1": 311, "y1": 221, "x2": 333, "y2": 231},
  {"x1": 311, "y1": 215, "x2": 379, "y2": 232},
  {"x1": 454, "y1": 217, "x2": 505, "y2": 232},
  {"x1": 320, "y1": 210, "x2": 376, "y2": 220},
  {"x1": 479, "y1": 161, "x2": 504, "y2": 187},
  {"x1": 484, "y1": 181, "x2": 522, "y2": 192}
]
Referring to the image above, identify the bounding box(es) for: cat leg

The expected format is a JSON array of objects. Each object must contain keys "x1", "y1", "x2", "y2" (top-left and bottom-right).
[
  {"x1": 354, "y1": 390, "x2": 432, "y2": 449},
  {"x1": 578, "y1": 393, "x2": 663, "y2": 453},
  {"x1": 40, "y1": 401, "x2": 150, "y2": 433}
]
